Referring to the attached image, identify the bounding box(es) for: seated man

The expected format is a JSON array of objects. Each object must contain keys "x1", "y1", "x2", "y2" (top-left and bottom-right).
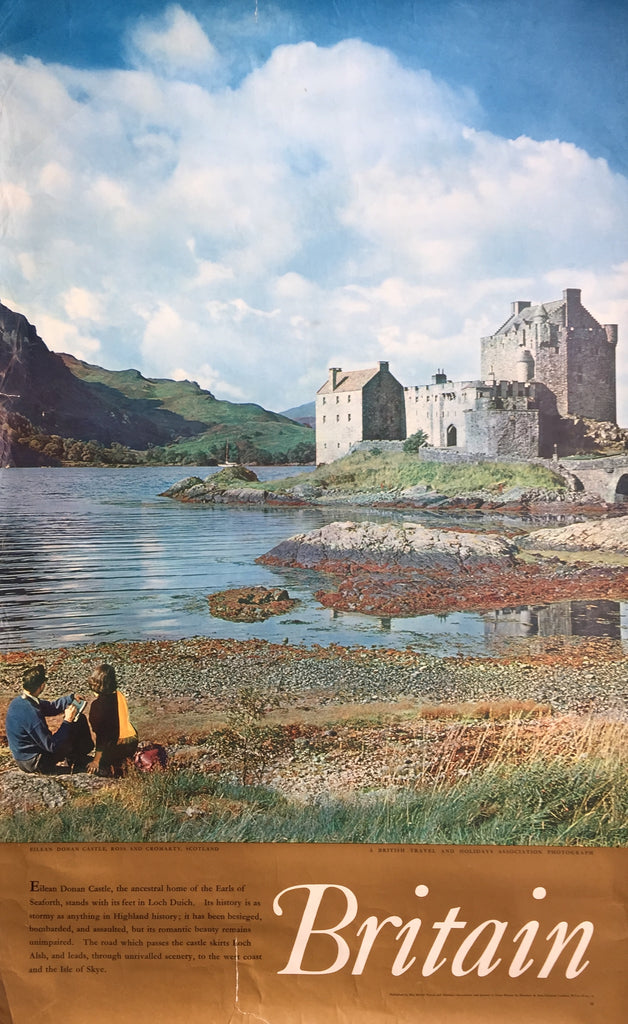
[{"x1": 5, "y1": 665, "x2": 93, "y2": 773}]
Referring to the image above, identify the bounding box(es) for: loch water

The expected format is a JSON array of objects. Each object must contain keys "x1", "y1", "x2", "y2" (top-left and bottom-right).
[{"x1": 0, "y1": 466, "x2": 626, "y2": 654}]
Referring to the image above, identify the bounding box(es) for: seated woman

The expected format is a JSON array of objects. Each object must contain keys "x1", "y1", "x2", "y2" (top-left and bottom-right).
[{"x1": 87, "y1": 664, "x2": 138, "y2": 777}]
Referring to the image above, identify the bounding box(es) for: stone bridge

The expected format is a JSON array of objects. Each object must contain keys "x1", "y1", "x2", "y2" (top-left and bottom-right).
[{"x1": 555, "y1": 455, "x2": 628, "y2": 503}]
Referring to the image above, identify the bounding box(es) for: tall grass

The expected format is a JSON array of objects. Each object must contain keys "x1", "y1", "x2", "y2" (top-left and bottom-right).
[
  {"x1": 1, "y1": 715, "x2": 624, "y2": 846},
  {"x1": 265, "y1": 450, "x2": 566, "y2": 496},
  {"x1": 0, "y1": 758, "x2": 624, "y2": 846}
]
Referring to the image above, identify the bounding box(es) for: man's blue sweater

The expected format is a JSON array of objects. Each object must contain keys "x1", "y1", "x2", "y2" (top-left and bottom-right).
[{"x1": 5, "y1": 693, "x2": 75, "y2": 762}]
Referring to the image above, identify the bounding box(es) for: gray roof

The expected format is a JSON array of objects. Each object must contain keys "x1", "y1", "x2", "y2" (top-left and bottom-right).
[
  {"x1": 317, "y1": 366, "x2": 380, "y2": 395},
  {"x1": 494, "y1": 298, "x2": 565, "y2": 336}
]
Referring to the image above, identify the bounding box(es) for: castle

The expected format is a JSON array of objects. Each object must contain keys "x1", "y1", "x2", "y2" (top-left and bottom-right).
[{"x1": 315, "y1": 289, "x2": 618, "y2": 463}]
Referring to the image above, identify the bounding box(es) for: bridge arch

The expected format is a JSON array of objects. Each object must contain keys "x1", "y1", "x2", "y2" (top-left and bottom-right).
[{"x1": 615, "y1": 473, "x2": 628, "y2": 503}]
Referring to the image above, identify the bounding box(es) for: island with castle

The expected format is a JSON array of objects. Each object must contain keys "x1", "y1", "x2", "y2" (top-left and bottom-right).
[{"x1": 316, "y1": 287, "x2": 620, "y2": 464}]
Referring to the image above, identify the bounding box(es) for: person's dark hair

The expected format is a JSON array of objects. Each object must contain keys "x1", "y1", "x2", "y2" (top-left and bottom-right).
[
  {"x1": 22, "y1": 664, "x2": 46, "y2": 693},
  {"x1": 89, "y1": 663, "x2": 117, "y2": 695}
]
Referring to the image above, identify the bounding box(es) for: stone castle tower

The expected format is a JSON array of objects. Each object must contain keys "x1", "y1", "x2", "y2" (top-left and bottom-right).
[{"x1": 480, "y1": 288, "x2": 617, "y2": 423}]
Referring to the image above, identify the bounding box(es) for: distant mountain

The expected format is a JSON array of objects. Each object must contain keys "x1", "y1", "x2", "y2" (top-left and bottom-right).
[
  {"x1": 0, "y1": 301, "x2": 315, "y2": 466},
  {"x1": 280, "y1": 401, "x2": 315, "y2": 429}
]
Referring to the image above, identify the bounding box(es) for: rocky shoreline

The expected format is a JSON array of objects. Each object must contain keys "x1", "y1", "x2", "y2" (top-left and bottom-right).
[
  {"x1": 1, "y1": 635, "x2": 626, "y2": 737},
  {"x1": 161, "y1": 472, "x2": 614, "y2": 516},
  {"x1": 522, "y1": 516, "x2": 628, "y2": 554},
  {"x1": 1, "y1": 635, "x2": 626, "y2": 816}
]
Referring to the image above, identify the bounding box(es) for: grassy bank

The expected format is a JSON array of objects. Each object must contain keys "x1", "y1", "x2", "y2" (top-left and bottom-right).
[
  {"x1": 1, "y1": 712, "x2": 625, "y2": 845},
  {"x1": 264, "y1": 450, "x2": 567, "y2": 496},
  {"x1": 1, "y1": 757, "x2": 624, "y2": 845}
]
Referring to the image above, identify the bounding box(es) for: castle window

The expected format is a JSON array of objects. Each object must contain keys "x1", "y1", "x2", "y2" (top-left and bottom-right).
[
  {"x1": 336, "y1": 395, "x2": 340, "y2": 403},
  {"x1": 336, "y1": 414, "x2": 340, "y2": 422},
  {"x1": 348, "y1": 413, "x2": 351, "y2": 422},
  {"x1": 347, "y1": 394, "x2": 351, "y2": 402},
  {"x1": 322, "y1": 397, "x2": 326, "y2": 404},
  {"x1": 323, "y1": 415, "x2": 326, "y2": 423},
  {"x1": 337, "y1": 442, "x2": 340, "y2": 448}
]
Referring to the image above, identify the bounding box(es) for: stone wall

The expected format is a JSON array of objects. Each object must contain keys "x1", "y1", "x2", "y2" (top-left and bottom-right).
[
  {"x1": 316, "y1": 387, "x2": 364, "y2": 463},
  {"x1": 406, "y1": 379, "x2": 540, "y2": 456},
  {"x1": 349, "y1": 439, "x2": 405, "y2": 454},
  {"x1": 362, "y1": 369, "x2": 406, "y2": 441},
  {"x1": 465, "y1": 408, "x2": 540, "y2": 459},
  {"x1": 405, "y1": 381, "x2": 473, "y2": 448}
]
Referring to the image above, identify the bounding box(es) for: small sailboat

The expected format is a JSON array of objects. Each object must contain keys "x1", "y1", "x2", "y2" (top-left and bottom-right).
[{"x1": 219, "y1": 442, "x2": 237, "y2": 468}]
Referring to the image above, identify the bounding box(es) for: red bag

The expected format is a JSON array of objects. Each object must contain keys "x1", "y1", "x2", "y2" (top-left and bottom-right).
[{"x1": 134, "y1": 743, "x2": 168, "y2": 771}]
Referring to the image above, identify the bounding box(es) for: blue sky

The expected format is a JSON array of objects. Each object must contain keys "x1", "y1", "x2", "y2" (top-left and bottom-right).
[{"x1": 1, "y1": 1, "x2": 627, "y2": 419}]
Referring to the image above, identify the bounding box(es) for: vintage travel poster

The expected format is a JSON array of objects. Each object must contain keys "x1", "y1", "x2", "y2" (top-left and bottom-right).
[{"x1": 0, "y1": 1, "x2": 627, "y2": 1021}]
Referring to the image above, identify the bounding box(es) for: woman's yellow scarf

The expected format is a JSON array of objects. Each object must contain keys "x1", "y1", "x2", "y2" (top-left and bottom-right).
[{"x1": 116, "y1": 691, "x2": 137, "y2": 742}]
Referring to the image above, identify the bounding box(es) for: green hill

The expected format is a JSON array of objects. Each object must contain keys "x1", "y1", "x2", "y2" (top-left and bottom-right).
[{"x1": 60, "y1": 355, "x2": 314, "y2": 464}]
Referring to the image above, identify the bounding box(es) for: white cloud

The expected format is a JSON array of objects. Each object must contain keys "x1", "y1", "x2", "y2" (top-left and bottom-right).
[
  {"x1": 39, "y1": 162, "x2": 72, "y2": 195},
  {"x1": 62, "y1": 287, "x2": 104, "y2": 323},
  {"x1": 129, "y1": 4, "x2": 218, "y2": 76},
  {"x1": 186, "y1": 259, "x2": 234, "y2": 289},
  {"x1": 0, "y1": 27, "x2": 627, "y2": 421},
  {"x1": 38, "y1": 315, "x2": 101, "y2": 360}
]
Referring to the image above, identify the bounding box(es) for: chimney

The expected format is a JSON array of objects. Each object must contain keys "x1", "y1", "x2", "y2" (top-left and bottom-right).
[
  {"x1": 378, "y1": 361, "x2": 389, "y2": 373},
  {"x1": 329, "y1": 367, "x2": 341, "y2": 390},
  {"x1": 511, "y1": 301, "x2": 531, "y2": 315},
  {"x1": 563, "y1": 289, "x2": 581, "y2": 327},
  {"x1": 432, "y1": 369, "x2": 447, "y2": 385}
]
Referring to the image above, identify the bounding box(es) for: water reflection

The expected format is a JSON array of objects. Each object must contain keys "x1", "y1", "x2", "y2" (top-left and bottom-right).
[
  {"x1": 484, "y1": 600, "x2": 628, "y2": 651},
  {"x1": 484, "y1": 600, "x2": 623, "y2": 640}
]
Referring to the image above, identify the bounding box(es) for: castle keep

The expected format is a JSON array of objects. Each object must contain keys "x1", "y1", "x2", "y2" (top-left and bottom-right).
[
  {"x1": 480, "y1": 288, "x2": 616, "y2": 422},
  {"x1": 316, "y1": 289, "x2": 618, "y2": 464}
]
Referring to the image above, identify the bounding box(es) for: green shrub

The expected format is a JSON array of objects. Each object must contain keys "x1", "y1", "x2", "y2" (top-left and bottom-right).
[{"x1": 403, "y1": 430, "x2": 428, "y2": 453}]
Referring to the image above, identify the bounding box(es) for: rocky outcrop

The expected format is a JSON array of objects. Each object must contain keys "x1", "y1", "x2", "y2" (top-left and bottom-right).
[
  {"x1": 257, "y1": 519, "x2": 628, "y2": 617},
  {"x1": 162, "y1": 474, "x2": 595, "y2": 514},
  {"x1": 554, "y1": 415, "x2": 628, "y2": 456},
  {"x1": 208, "y1": 586, "x2": 297, "y2": 622},
  {"x1": 160, "y1": 466, "x2": 271, "y2": 504},
  {"x1": 521, "y1": 516, "x2": 628, "y2": 555},
  {"x1": 258, "y1": 520, "x2": 517, "y2": 573}
]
